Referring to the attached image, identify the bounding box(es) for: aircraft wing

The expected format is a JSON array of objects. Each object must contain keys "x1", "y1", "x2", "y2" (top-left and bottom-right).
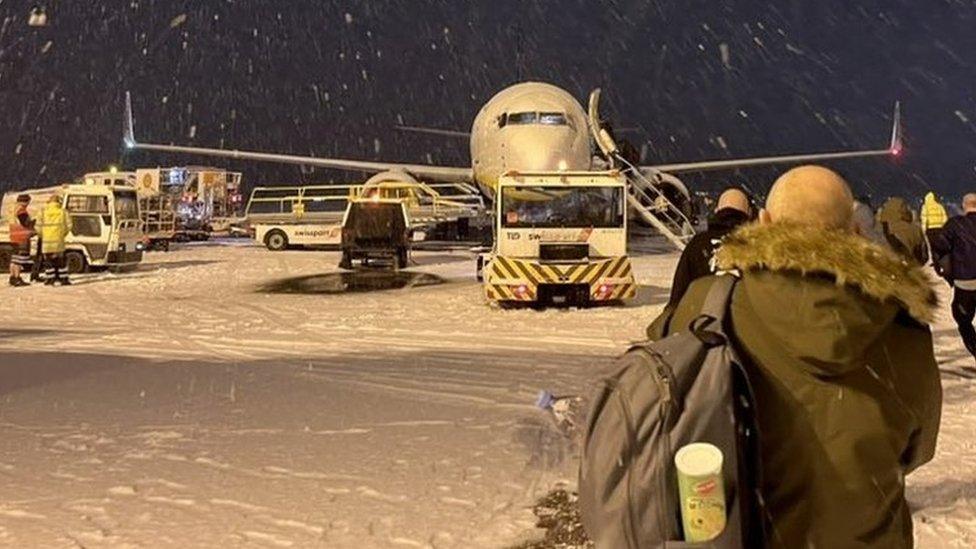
[
  {"x1": 644, "y1": 103, "x2": 903, "y2": 174},
  {"x1": 123, "y1": 92, "x2": 473, "y2": 182},
  {"x1": 394, "y1": 125, "x2": 470, "y2": 139}
]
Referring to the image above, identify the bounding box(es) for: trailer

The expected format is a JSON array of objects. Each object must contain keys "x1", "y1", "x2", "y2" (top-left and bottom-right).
[{"x1": 481, "y1": 170, "x2": 636, "y2": 306}]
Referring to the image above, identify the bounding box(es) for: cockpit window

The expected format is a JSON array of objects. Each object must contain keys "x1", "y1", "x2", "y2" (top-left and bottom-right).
[
  {"x1": 499, "y1": 111, "x2": 569, "y2": 128},
  {"x1": 538, "y1": 112, "x2": 568, "y2": 125},
  {"x1": 506, "y1": 112, "x2": 539, "y2": 125}
]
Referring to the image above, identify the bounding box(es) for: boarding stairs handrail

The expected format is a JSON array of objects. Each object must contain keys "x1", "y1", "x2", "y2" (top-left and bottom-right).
[{"x1": 615, "y1": 155, "x2": 695, "y2": 250}]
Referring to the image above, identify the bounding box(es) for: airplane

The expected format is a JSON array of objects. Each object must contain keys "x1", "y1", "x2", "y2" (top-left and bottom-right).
[{"x1": 123, "y1": 81, "x2": 902, "y2": 216}]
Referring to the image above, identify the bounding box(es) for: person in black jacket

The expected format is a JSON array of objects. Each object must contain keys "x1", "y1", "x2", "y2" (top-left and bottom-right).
[
  {"x1": 930, "y1": 193, "x2": 976, "y2": 366},
  {"x1": 652, "y1": 188, "x2": 751, "y2": 334}
]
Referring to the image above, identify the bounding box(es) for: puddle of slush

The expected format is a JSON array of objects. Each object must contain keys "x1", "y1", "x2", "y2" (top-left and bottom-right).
[{"x1": 258, "y1": 270, "x2": 446, "y2": 295}]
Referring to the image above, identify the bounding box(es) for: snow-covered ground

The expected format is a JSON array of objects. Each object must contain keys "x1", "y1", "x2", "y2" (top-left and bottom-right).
[{"x1": 0, "y1": 240, "x2": 973, "y2": 548}]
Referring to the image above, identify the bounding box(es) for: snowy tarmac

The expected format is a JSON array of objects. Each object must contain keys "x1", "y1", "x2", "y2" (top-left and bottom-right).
[{"x1": 0, "y1": 240, "x2": 974, "y2": 548}]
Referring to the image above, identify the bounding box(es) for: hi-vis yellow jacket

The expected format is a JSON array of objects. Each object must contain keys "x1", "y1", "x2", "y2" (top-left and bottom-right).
[
  {"x1": 40, "y1": 201, "x2": 70, "y2": 254},
  {"x1": 920, "y1": 192, "x2": 948, "y2": 230}
]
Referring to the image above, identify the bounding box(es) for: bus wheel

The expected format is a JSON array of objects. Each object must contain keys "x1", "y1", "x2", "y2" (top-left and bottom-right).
[
  {"x1": 264, "y1": 230, "x2": 289, "y2": 251},
  {"x1": 65, "y1": 251, "x2": 87, "y2": 274}
]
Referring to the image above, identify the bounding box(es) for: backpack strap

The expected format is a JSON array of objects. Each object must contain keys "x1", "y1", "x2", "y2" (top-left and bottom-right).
[
  {"x1": 700, "y1": 274, "x2": 738, "y2": 320},
  {"x1": 689, "y1": 274, "x2": 738, "y2": 346}
]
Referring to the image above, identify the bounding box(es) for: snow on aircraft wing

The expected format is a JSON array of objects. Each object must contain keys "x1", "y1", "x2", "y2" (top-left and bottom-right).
[
  {"x1": 123, "y1": 92, "x2": 473, "y2": 182},
  {"x1": 644, "y1": 102, "x2": 903, "y2": 174}
]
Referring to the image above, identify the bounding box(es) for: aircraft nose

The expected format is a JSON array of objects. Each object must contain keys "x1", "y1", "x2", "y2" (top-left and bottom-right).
[{"x1": 506, "y1": 128, "x2": 588, "y2": 172}]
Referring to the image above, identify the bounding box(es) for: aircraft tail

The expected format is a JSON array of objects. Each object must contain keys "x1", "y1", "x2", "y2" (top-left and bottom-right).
[
  {"x1": 123, "y1": 91, "x2": 136, "y2": 149},
  {"x1": 889, "y1": 101, "x2": 903, "y2": 155}
]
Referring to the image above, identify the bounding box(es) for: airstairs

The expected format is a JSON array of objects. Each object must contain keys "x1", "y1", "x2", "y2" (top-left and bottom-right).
[
  {"x1": 587, "y1": 88, "x2": 696, "y2": 250},
  {"x1": 617, "y1": 155, "x2": 696, "y2": 250}
]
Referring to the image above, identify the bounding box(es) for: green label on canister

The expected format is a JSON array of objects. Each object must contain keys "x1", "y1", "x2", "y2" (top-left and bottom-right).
[{"x1": 675, "y1": 442, "x2": 727, "y2": 542}]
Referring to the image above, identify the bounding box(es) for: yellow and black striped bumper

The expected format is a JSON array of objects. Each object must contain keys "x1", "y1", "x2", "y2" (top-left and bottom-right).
[{"x1": 484, "y1": 256, "x2": 636, "y2": 303}]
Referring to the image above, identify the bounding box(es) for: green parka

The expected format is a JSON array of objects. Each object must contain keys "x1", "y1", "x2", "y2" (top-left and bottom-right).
[
  {"x1": 649, "y1": 222, "x2": 942, "y2": 548},
  {"x1": 878, "y1": 197, "x2": 928, "y2": 265}
]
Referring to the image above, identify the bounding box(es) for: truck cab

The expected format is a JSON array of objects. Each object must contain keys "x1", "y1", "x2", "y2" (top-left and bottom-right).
[
  {"x1": 339, "y1": 198, "x2": 411, "y2": 270},
  {"x1": 0, "y1": 183, "x2": 143, "y2": 273},
  {"x1": 483, "y1": 171, "x2": 636, "y2": 306}
]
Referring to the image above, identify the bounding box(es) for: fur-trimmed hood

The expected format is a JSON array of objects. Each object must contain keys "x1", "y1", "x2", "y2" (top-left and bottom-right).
[{"x1": 715, "y1": 222, "x2": 938, "y2": 323}]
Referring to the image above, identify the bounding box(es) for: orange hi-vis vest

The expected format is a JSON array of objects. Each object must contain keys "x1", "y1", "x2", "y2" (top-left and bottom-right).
[{"x1": 9, "y1": 203, "x2": 32, "y2": 245}]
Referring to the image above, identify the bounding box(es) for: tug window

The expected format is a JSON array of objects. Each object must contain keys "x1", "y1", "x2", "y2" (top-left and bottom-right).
[{"x1": 501, "y1": 186, "x2": 624, "y2": 229}]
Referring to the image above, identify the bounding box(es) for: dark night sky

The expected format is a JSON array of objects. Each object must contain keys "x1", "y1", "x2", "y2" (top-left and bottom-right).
[{"x1": 1, "y1": 1, "x2": 974, "y2": 202}]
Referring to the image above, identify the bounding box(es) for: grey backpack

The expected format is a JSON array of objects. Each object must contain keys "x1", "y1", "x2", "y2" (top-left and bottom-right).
[{"x1": 578, "y1": 276, "x2": 761, "y2": 548}]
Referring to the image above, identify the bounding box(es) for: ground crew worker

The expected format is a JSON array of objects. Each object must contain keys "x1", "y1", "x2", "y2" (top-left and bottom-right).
[
  {"x1": 8, "y1": 194, "x2": 35, "y2": 287},
  {"x1": 40, "y1": 194, "x2": 71, "y2": 286}
]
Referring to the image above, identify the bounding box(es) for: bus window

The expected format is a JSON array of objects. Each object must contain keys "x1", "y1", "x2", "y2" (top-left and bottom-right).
[
  {"x1": 252, "y1": 188, "x2": 298, "y2": 200},
  {"x1": 247, "y1": 200, "x2": 284, "y2": 214},
  {"x1": 304, "y1": 198, "x2": 349, "y2": 213},
  {"x1": 304, "y1": 187, "x2": 353, "y2": 198}
]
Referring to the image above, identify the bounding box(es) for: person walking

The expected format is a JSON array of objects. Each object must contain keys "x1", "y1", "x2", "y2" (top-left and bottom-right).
[
  {"x1": 920, "y1": 191, "x2": 949, "y2": 235},
  {"x1": 649, "y1": 165, "x2": 942, "y2": 548},
  {"x1": 878, "y1": 196, "x2": 929, "y2": 264},
  {"x1": 922, "y1": 192, "x2": 952, "y2": 277},
  {"x1": 930, "y1": 193, "x2": 976, "y2": 366},
  {"x1": 7, "y1": 194, "x2": 35, "y2": 287},
  {"x1": 649, "y1": 187, "x2": 751, "y2": 336},
  {"x1": 40, "y1": 194, "x2": 71, "y2": 286},
  {"x1": 851, "y1": 198, "x2": 886, "y2": 246}
]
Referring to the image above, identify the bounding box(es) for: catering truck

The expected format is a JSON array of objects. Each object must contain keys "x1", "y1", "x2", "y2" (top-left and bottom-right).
[
  {"x1": 0, "y1": 183, "x2": 143, "y2": 273},
  {"x1": 481, "y1": 170, "x2": 636, "y2": 306},
  {"x1": 84, "y1": 167, "x2": 244, "y2": 249}
]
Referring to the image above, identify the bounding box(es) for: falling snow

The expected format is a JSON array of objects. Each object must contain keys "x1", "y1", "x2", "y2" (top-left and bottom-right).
[{"x1": 0, "y1": 2, "x2": 971, "y2": 195}]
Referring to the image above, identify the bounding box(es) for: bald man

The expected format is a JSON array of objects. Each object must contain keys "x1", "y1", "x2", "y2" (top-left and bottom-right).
[
  {"x1": 648, "y1": 166, "x2": 941, "y2": 548},
  {"x1": 930, "y1": 193, "x2": 976, "y2": 363},
  {"x1": 653, "y1": 187, "x2": 752, "y2": 333}
]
